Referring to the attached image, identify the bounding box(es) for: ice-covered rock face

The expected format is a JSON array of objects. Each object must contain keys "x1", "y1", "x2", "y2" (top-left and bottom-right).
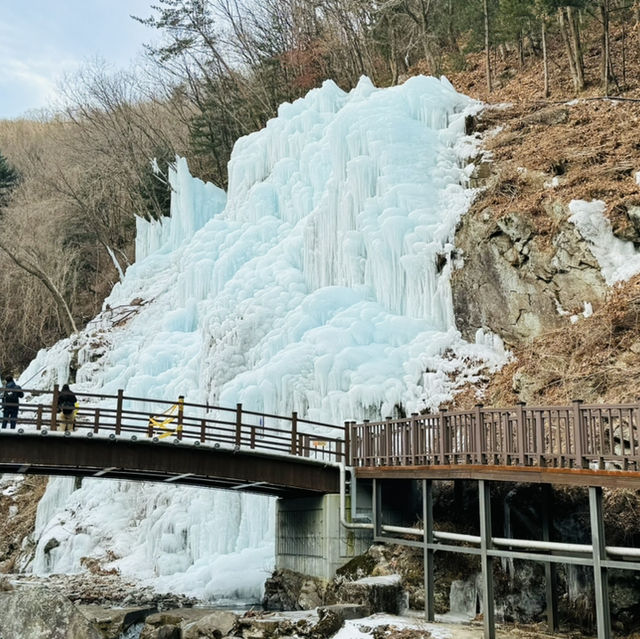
[{"x1": 20, "y1": 75, "x2": 507, "y2": 601}]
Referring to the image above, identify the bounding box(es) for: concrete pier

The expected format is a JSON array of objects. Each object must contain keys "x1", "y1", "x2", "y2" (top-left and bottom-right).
[{"x1": 276, "y1": 494, "x2": 372, "y2": 579}]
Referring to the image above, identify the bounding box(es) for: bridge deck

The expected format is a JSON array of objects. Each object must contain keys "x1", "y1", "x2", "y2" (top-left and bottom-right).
[
  {"x1": 0, "y1": 433, "x2": 339, "y2": 497},
  {"x1": 355, "y1": 463, "x2": 640, "y2": 488}
]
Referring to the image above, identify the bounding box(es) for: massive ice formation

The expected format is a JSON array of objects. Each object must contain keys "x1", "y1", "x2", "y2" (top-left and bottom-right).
[{"x1": 18, "y1": 76, "x2": 505, "y2": 599}]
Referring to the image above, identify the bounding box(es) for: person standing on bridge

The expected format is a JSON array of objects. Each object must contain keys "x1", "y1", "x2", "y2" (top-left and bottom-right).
[
  {"x1": 2, "y1": 375, "x2": 23, "y2": 429},
  {"x1": 56, "y1": 383, "x2": 78, "y2": 432}
]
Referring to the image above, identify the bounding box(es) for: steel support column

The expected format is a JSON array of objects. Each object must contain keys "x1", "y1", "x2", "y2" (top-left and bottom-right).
[
  {"x1": 479, "y1": 480, "x2": 495, "y2": 639},
  {"x1": 541, "y1": 484, "x2": 558, "y2": 631},
  {"x1": 422, "y1": 479, "x2": 435, "y2": 621},
  {"x1": 372, "y1": 479, "x2": 382, "y2": 538},
  {"x1": 589, "y1": 486, "x2": 611, "y2": 639}
]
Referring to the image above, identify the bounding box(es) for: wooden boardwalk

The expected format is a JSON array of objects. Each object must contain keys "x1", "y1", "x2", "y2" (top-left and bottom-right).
[{"x1": 348, "y1": 401, "x2": 640, "y2": 487}]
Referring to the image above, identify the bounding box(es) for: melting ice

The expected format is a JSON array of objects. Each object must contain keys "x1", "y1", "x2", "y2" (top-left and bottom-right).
[{"x1": 18, "y1": 76, "x2": 506, "y2": 600}]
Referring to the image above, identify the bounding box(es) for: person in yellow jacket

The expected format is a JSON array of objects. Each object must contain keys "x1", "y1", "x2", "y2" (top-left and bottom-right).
[{"x1": 56, "y1": 383, "x2": 78, "y2": 432}]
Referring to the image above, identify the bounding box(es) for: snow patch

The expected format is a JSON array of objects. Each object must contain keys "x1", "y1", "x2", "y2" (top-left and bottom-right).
[{"x1": 568, "y1": 199, "x2": 640, "y2": 284}]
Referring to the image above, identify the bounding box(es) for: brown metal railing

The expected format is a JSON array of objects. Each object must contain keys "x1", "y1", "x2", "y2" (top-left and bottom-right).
[
  {"x1": 0, "y1": 385, "x2": 346, "y2": 463},
  {"x1": 7, "y1": 388, "x2": 639, "y2": 472},
  {"x1": 349, "y1": 401, "x2": 640, "y2": 471}
]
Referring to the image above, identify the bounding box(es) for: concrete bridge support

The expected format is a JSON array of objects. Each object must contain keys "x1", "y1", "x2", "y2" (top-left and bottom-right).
[{"x1": 276, "y1": 493, "x2": 373, "y2": 579}]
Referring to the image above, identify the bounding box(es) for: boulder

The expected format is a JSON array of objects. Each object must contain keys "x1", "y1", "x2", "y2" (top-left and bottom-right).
[
  {"x1": 308, "y1": 607, "x2": 344, "y2": 638},
  {"x1": 262, "y1": 569, "x2": 328, "y2": 611},
  {"x1": 332, "y1": 575, "x2": 403, "y2": 615},
  {"x1": 78, "y1": 604, "x2": 156, "y2": 639},
  {"x1": 182, "y1": 610, "x2": 238, "y2": 639},
  {"x1": 0, "y1": 586, "x2": 102, "y2": 639}
]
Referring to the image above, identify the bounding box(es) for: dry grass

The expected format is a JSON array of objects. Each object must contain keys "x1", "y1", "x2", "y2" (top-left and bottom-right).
[
  {"x1": 428, "y1": 22, "x2": 640, "y2": 412},
  {"x1": 470, "y1": 275, "x2": 640, "y2": 407}
]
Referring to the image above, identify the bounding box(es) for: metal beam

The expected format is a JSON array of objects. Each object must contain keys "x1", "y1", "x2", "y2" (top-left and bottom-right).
[
  {"x1": 372, "y1": 479, "x2": 382, "y2": 538},
  {"x1": 590, "y1": 486, "x2": 611, "y2": 639},
  {"x1": 231, "y1": 481, "x2": 266, "y2": 490},
  {"x1": 542, "y1": 484, "x2": 558, "y2": 632},
  {"x1": 0, "y1": 434, "x2": 340, "y2": 496},
  {"x1": 423, "y1": 479, "x2": 434, "y2": 621},
  {"x1": 164, "y1": 472, "x2": 194, "y2": 483},
  {"x1": 479, "y1": 480, "x2": 495, "y2": 639},
  {"x1": 355, "y1": 464, "x2": 640, "y2": 489},
  {"x1": 93, "y1": 467, "x2": 117, "y2": 477}
]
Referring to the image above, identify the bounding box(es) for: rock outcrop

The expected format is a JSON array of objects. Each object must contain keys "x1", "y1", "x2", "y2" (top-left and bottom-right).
[
  {"x1": 0, "y1": 586, "x2": 102, "y2": 639},
  {"x1": 452, "y1": 202, "x2": 607, "y2": 346}
]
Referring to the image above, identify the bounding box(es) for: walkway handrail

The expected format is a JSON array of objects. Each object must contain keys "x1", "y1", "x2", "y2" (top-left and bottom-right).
[
  {"x1": 350, "y1": 401, "x2": 640, "y2": 472},
  {"x1": 0, "y1": 385, "x2": 347, "y2": 464}
]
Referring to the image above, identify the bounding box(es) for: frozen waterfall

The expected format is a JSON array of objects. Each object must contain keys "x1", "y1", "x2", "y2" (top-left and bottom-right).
[{"x1": 20, "y1": 75, "x2": 506, "y2": 600}]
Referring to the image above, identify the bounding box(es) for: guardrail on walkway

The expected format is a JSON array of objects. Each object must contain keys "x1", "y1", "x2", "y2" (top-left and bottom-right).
[
  {"x1": 349, "y1": 401, "x2": 640, "y2": 471},
  {"x1": 0, "y1": 385, "x2": 346, "y2": 464}
]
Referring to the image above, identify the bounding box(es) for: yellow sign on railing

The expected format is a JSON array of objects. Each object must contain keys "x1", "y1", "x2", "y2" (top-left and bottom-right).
[{"x1": 148, "y1": 397, "x2": 184, "y2": 439}]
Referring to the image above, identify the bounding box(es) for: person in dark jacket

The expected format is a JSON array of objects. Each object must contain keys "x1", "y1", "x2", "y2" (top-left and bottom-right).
[
  {"x1": 56, "y1": 383, "x2": 78, "y2": 432},
  {"x1": 2, "y1": 375, "x2": 23, "y2": 429}
]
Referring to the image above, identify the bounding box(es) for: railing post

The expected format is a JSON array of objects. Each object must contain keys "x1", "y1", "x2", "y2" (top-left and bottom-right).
[
  {"x1": 363, "y1": 419, "x2": 370, "y2": 465},
  {"x1": 94, "y1": 408, "x2": 100, "y2": 434},
  {"x1": 438, "y1": 408, "x2": 448, "y2": 464},
  {"x1": 115, "y1": 389, "x2": 124, "y2": 436},
  {"x1": 50, "y1": 384, "x2": 59, "y2": 431},
  {"x1": 385, "y1": 416, "x2": 398, "y2": 464},
  {"x1": 344, "y1": 421, "x2": 351, "y2": 465},
  {"x1": 36, "y1": 405, "x2": 43, "y2": 431},
  {"x1": 200, "y1": 419, "x2": 206, "y2": 443},
  {"x1": 177, "y1": 395, "x2": 184, "y2": 440},
  {"x1": 516, "y1": 402, "x2": 526, "y2": 466},
  {"x1": 535, "y1": 409, "x2": 545, "y2": 467},
  {"x1": 572, "y1": 399, "x2": 585, "y2": 469},
  {"x1": 384, "y1": 419, "x2": 391, "y2": 465},
  {"x1": 291, "y1": 411, "x2": 298, "y2": 455},
  {"x1": 411, "y1": 413, "x2": 419, "y2": 465},
  {"x1": 235, "y1": 403, "x2": 242, "y2": 447},
  {"x1": 350, "y1": 421, "x2": 357, "y2": 466},
  {"x1": 474, "y1": 404, "x2": 484, "y2": 464}
]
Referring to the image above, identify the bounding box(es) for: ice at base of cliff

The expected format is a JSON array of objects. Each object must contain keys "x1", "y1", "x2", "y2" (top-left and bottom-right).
[{"x1": 20, "y1": 76, "x2": 507, "y2": 601}]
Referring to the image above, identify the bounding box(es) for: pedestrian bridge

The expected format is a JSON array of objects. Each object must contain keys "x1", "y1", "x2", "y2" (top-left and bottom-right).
[
  {"x1": 0, "y1": 385, "x2": 346, "y2": 497},
  {"x1": 2, "y1": 387, "x2": 640, "y2": 492}
]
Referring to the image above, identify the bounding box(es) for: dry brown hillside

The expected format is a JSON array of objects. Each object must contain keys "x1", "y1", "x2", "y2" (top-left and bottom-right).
[{"x1": 441, "y1": 26, "x2": 640, "y2": 409}]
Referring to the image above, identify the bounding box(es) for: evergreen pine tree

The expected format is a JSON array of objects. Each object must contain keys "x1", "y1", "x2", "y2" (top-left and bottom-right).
[{"x1": 0, "y1": 152, "x2": 19, "y2": 209}]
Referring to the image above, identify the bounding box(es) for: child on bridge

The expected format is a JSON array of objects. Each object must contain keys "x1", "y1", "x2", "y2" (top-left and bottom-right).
[{"x1": 56, "y1": 383, "x2": 78, "y2": 432}]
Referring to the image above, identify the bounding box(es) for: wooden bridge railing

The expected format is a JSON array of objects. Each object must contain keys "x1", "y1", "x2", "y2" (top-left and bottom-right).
[
  {"x1": 0, "y1": 386, "x2": 346, "y2": 464},
  {"x1": 349, "y1": 401, "x2": 640, "y2": 471},
  {"x1": 7, "y1": 387, "x2": 640, "y2": 473}
]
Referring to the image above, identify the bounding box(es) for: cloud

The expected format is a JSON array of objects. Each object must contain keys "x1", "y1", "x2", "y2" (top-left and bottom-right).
[
  {"x1": 0, "y1": 20, "x2": 80, "y2": 117},
  {"x1": 0, "y1": 2, "x2": 154, "y2": 118}
]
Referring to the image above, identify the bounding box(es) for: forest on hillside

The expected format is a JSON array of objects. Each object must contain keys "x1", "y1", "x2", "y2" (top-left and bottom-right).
[{"x1": 1, "y1": 0, "x2": 639, "y2": 374}]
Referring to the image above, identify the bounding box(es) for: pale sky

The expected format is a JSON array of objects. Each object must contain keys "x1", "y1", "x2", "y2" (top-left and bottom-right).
[{"x1": 0, "y1": 0, "x2": 158, "y2": 119}]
